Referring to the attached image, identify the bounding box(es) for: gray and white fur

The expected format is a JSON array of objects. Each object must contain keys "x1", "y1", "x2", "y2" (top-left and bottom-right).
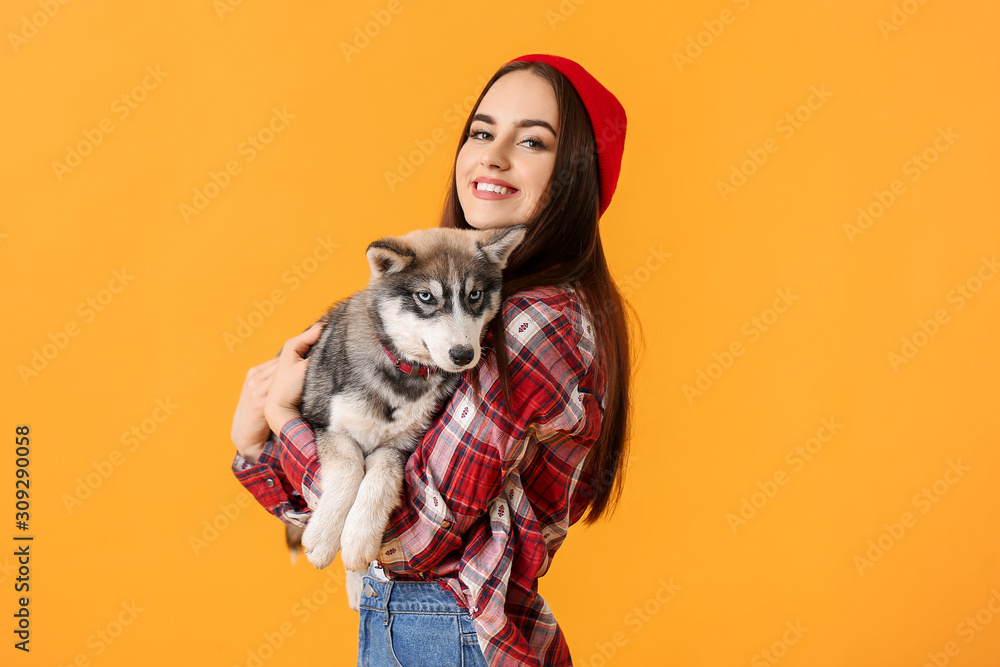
[{"x1": 290, "y1": 225, "x2": 525, "y2": 609}]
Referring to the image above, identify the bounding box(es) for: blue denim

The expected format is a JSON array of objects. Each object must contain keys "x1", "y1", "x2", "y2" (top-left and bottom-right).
[{"x1": 357, "y1": 564, "x2": 488, "y2": 667}]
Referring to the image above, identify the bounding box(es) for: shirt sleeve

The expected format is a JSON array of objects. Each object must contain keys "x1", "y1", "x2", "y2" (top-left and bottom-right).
[
  {"x1": 272, "y1": 417, "x2": 324, "y2": 511},
  {"x1": 232, "y1": 437, "x2": 308, "y2": 527},
  {"x1": 378, "y1": 291, "x2": 590, "y2": 575}
]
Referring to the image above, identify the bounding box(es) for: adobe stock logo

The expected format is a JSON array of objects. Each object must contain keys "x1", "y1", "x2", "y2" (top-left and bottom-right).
[
  {"x1": 223, "y1": 236, "x2": 338, "y2": 352},
  {"x1": 179, "y1": 107, "x2": 295, "y2": 223},
  {"x1": 726, "y1": 417, "x2": 843, "y2": 534},
  {"x1": 188, "y1": 492, "x2": 254, "y2": 556},
  {"x1": 921, "y1": 588, "x2": 1000, "y2": 667},
  {"x1": 544, "y1": 0, "x2": 589, "y2": 30},
  {"x1": 887, "y1": 254, "x2": 996, "y2": 372},
  {"x1": 577, "y1": 578, "x2": 682, "y2": 667},
  {"x1": 51, "y1": 66, "x2": 169, "y2": 182},
  {"x1": 7, "y1": 0, "x2": 73, "y2": 54},
  {"x1": 844, "y1": 126, "x2": 959, "y2": 244},
  {"x1": 232, "y1": 567, "x2": 346, "y2": 667},
  {"x1": 214, "y1": 0, "x2": 247, "y2": 20},
  {"x1": 672, "y1": 0, "x2": 753, "y2": 73},
  {"x1": 750, "y1": 620, "x2": 809, "y2": 667},
  {"x1": 717, "y1": 85, "x2": 833, "y2": 202},
  {"x1": 339, "y1": 0, "x2": 406, "y2": 63},
  {"x1": 683, "y1": 288, "x2": 799, "y2": 404},
  {"x1": 54, "y1": 600, "x2": 145, "y2": 666},
  {"x1": 62, "y1": 397, "x2": 179, "y2": 514},
  {"x1": 877, "y1": 0, "x2": 932, "y2": 40},
  {"x1": 853, "y1": 459, "x2": 970, "y2": 576},
  {"x1": 18, "y1": 268, "x2": 134, "y2": 385},
  {"x1": 619, "y1": 245, "x2": 671, "y2": 300}
]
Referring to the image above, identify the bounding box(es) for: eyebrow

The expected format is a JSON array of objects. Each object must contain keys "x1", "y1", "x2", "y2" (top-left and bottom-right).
[{"x1": 472, "y1": 113, "x2": 557, "y2": 137}]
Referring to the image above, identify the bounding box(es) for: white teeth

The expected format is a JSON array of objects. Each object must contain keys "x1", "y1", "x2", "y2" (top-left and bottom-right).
[{"x1": 476, "y1": 182, "x2": 511, "y2": 195}]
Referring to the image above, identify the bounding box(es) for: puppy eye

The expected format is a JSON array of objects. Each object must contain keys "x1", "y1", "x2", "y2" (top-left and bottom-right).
[
  {"x1": 469, "y1": 290, "x2": 482, "y2": 302},
  {"x1": 416, "y1": 291, "x2": 433, "y2": 303}
]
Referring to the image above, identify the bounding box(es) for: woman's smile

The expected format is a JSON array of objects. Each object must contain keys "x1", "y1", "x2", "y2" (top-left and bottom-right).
[{"x1": 471, "y1": 177, "x2": 520, "y2": 199}]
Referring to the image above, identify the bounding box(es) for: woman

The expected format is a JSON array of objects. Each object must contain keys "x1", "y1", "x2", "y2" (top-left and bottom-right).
[{"x1": 231, "y1": 53, "x2": 634, "y2": 666}]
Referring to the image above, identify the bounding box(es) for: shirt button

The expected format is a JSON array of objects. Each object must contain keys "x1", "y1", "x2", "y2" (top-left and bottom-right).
[
  {"x1": 441, "y1": 520, "x2": 452, "y2": 529},
  {"x1": 265, "y1": 478, "x2": 275, "y2": 488}
]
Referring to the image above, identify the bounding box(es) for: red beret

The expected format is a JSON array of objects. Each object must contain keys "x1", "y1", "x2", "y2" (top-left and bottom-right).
[{"x1": 509, "y1": 54, "x2": 627, "y2": 217}]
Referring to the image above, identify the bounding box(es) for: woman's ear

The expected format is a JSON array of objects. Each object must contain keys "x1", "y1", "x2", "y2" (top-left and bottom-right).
[
  {"x1": 366, "y1": 238, "x2": 415, "y2": 277},
  {"x1": 477, "y1": 225, "x2": 528, "y2": 269}
]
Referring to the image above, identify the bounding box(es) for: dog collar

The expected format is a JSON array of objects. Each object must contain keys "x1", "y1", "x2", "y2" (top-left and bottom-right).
[{"x1": 381, "y1": 342, "x2": 438, "y2": 378}]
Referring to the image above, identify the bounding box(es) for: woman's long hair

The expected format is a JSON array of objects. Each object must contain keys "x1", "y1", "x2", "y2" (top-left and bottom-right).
[{"x1": 440, "y1": 60, "x2": 640, "y2": 524}]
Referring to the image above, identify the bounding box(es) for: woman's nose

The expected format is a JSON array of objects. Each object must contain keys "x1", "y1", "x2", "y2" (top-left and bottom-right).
[{"x1": 480, "y1": 141, "x2": 509, "y2": 170}]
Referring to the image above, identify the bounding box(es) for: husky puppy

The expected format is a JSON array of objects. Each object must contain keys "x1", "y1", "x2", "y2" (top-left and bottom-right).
[{"x1": 290, "y1": 225, "x2": 525, "y2": 606}]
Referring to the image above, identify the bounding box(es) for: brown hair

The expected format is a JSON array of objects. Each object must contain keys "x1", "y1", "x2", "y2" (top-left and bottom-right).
[{"x1": 439, "y1": 60, "x2": 641, "y2": 523}]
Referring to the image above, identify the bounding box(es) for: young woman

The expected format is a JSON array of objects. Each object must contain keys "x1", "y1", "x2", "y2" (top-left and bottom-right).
[{"x1": 230, "y1": 53, "x2": 634, "y2": 666}]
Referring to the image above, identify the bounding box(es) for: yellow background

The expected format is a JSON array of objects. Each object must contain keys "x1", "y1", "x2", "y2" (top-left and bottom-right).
[{"x1": 2, "y1": 1, "x2": 998, "y2": 665}]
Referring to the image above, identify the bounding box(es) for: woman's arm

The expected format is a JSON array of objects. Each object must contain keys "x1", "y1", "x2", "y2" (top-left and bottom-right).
[
  {"x1": 231, "y1": 356, "x2": 278, "y2": 465},
  {"x1": 232, "y1": 432, "x2": 312, "y2": 526},
  {"x1": 231, "y1": 289, "x2": 598, "y2": 566},
  {"x1": 230, "y1": 324, "x2": 323, "y2": 524}
]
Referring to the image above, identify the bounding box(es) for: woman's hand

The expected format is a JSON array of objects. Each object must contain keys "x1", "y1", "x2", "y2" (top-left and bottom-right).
[
  {"x1": 264, "y1": 322, "x2": 324, "y2": 437},
  {"x1": 231, "y1": 356, "x2": 278, "y2": 464},
  {"x1": 231, "y1": 323, "x2": 323, "y2": 464}
]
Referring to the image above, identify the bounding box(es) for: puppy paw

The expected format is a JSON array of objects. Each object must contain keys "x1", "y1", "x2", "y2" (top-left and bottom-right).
[
  {"x1": 305, "y1": 542, "x2": 339, "y2": 570},
  {"x1": 340, "y1": 539, "x2": 379, "y2": 572},
  {"x1": 302, "y1": 521, "x2": 340, "y2": 570}
]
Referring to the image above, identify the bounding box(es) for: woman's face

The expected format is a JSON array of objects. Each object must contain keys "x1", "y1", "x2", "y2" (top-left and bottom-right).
[{"x1": 456, "y1": 70, "x2": 559, "y2": 230}]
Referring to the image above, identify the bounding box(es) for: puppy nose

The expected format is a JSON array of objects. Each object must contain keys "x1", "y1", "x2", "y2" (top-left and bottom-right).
[{"x1": 449, "y1": 345, "x2": 475, "y2": 367}]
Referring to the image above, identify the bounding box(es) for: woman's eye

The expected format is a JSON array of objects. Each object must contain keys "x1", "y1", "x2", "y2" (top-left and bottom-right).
[
  {"x1": 416, "y1": 291, "x2": 433, "y2": 303},
  {"x1": 468, "y1": 127, "x2": 545, "y2": 149},
  {"x1": 469, "y1": 290, "x2": 482, "y2": 302}
]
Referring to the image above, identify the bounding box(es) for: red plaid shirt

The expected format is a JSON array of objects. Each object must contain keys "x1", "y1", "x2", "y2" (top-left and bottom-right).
[{"x1": 232, "y1": 284, "x2": 607, "y2": 666}]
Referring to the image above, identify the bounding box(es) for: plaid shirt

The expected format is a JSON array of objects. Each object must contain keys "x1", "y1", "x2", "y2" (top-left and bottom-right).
[{"x1": 232, "y1": 284, "x2": 607, "y2": 666}]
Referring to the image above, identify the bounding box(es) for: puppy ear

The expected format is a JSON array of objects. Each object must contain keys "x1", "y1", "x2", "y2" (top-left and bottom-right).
[
  {"x1": 478, "y1": 225, "x2": 527, "y2": 270},
  {"x1": 367, "y1": 238, "x2": 415, "y2": 276}
]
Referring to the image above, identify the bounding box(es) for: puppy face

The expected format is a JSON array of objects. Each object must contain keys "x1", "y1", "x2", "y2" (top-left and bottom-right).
[{"x1": 366, "y1": 226, "x2": 526, "y2": 372}]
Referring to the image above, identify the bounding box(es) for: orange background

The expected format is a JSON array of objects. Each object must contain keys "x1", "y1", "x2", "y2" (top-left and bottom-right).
[{"x1": 3, "y1": 1, "x2": 999, "y2": 665}]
